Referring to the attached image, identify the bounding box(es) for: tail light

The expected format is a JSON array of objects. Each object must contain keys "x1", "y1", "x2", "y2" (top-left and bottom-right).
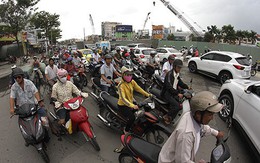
[
  {"x1": 140, "y1": 55, "x2": 145, "y2": 58},
  {"x1": 233, "y1": 65, "x2": 245, "y2": 70},
  {"x1": 171, "y1": 54, "x2": 176, "y2": 57}
]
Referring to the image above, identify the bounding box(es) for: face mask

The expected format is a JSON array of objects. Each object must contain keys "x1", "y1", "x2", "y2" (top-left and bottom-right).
[
  {"x1": 123, "y1": 75, "x2": 132, "y2": 83},
  {"x1": 59, "y1": 77, "x2": 67, "y2": 84}
]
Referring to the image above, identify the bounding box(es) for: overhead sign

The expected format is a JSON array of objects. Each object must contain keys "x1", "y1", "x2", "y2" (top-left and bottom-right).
[
  {"x1": 152, "y1": 25, "x2": 164, "y2": 39},
  {"x1": 116, "y1": 25, "x2": 133, "y2": 32}
]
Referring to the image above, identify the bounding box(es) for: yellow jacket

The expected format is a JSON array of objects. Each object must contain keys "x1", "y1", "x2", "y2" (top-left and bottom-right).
[{"x1": 118, "y1": 80, "x2": 150, "y2": 108}]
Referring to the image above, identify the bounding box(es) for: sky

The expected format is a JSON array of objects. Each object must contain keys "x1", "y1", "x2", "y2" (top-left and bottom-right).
[{"x1": 35, "y1": 0, "x2": 260, "y2": 40}]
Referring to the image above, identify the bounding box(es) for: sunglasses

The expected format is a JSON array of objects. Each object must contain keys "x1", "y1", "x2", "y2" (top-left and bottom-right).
[{"x1": 14, "y1": 76, "x2": 22, "y2": 79}]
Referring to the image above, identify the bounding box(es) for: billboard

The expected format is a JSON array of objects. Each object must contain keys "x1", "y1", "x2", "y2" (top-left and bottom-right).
[
  {"x1": 152, "y1": 25, "x2": 164, "y2": 39},
  {"x1": 116, "y1": 25, "x2": 133, "y2": 32}
]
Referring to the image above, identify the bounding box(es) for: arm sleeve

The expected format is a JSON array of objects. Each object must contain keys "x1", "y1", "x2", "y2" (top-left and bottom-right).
[
  {"x1": 71, "y1": 82, "x2": 81, "y2": 96},
  {"x1": 10, "y1": 85, "x2": 16, "y2": 99},
  {"x1": 29, "y1": 80, "x2": 38, "y2": 94},
  {"x1": 118, "y1": 84, "x2": 135, "y2": 108},
  {"x1": 162, "y1": 62, "x2": 168, "y2": 71},
  {"x1": 201, "y1": 125, "x2": 219, "y2": 137},
  {"x1": 178, "y1": 78, "x2": 189, "y2": 89},
  {"x1": 51, "y1": 84, "x2": 57, "y2": 99},
  {"x1": 45, "y1": 67, "x2": 48, "y2": 75},
  {"x1": 133, "y1": 80, "x2": 150, "y2": 97},
  {"x1": 164, "y1": 72, "x2": 179, "y2": 96},
  {"x1": 100, "y1": 65, "x2": 105, "y2": 75},
  {"x1": 175, "y1": 133, "x2": 196, "y2": 163}
]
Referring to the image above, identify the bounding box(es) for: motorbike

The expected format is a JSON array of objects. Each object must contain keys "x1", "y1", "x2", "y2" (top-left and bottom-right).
[
  {"x1": 11, "y1": 104, "x2": 50, "y2": 163},
  {"x1": 49, "y1": 96, "x2": 100, "y2": 151},
  {"x1": 32, "y1": 67, "x2": 42, "y2": 90},
  {"x1": 7, "y1": 55, "x2": 17, "y2": 64},
  {"x1": 118, "y1": 131, "x2": 231, "y2": 163},
  {"x1": 148, "y1": 86, "x2": 194, "y2": 125},
  {"x1": 67, "y1": 68, "x2": 88, "y2": 91},
  {"x1": 89, "y1": 59, "x2": 103, "y2": 78},
  {"x1": 22, "y1": 56, "x2": 30, "y2": 64},
  {"x1": 96, "y1": 91, "x2": 172, "y2": 146},
  {"x1": 150, "y1": 74, "x2": 164, "y2": 90}
]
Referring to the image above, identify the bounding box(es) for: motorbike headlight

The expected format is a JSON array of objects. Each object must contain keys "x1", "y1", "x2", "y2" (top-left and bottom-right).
[
  {"x1": 68, "y1": 100, "x2": 80, "y2": 110},
  {"x1": 148, "y1": 102, "x2": 155, "y2": 109},
  {"x1": 212, "y1": 144, "x2": 224, "y2": 161}
]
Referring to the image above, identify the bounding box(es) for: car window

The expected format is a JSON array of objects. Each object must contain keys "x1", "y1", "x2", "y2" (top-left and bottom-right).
[
  {"x1": 128, "y1": 44, "x2": 136, "y2": 48},
  {"x1": 168, "y1": 48, "x2": 179, "y2": 53},
  {"x1": 201, "y1": 53, "x2": 214, "y2": 60},
  {"x1": 156, "y1": 49, "x2": 162, "y2": 53},
  {"x1": 213, "y1": 54, "x2": 232, "y2": 62},
  {"x1": 142, "y1": 49, "x2": 153, "y2": 55},
  {"x1": 161, "y1": 49, "x2": 167, "y2": 53},
  {"x1": 135, "y1": 49, "x2": 140, "y2": 54},
  {"x1": 236, "y1": 57, "x2": 250, "y2": 66},
  {"x1": 252, "y1": 86, "x2": 260, "y2": 97}
]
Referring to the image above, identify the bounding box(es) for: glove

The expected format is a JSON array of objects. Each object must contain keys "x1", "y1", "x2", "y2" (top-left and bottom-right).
[
  {"x1": 54, "y1": 101, "x2": 62, "y2": 108},
  {"x1": 81, "y1": 92, "x2": 89, "y2": 98}
]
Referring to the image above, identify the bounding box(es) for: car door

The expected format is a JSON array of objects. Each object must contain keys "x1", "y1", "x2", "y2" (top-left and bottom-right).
[
  {"x1": 235, "y1": 85, "x2": 260, "y2": 153},
  {"x1": 210, "y1": 53, "x2": 232, "y2": 76},
  {"x1": 197, "y1": 53, "x2": 214, "y2": 73},
  {"x1": 156, "y1": 48, "x2": 167, "y2": 62}
]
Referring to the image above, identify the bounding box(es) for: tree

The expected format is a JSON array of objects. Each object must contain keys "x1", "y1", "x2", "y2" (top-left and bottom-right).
[
  {"x1": 221, "y1": 25, "x2": 236, "y2": 44},
  {"x1": 29, "y1": 11, "x2": 61, "y2": 44},
  {"x1": 0, "y1": 0, "x2": 39, "y2": 55},
  {"x1": 236, "y1": 30, "x2": 244, "y2": 45},
  {"x1": 203, "y1": 32, "x2": 213, "y2": 42},
  {"x1": 167, "y1": 34, "x2": 174, "y2": 40},
  {"x1": 248, "y1": 30, "x2": 257, "y2": 45},
  {"x1": 207, "y1": 25, "x2": 218, "y2": 42}
]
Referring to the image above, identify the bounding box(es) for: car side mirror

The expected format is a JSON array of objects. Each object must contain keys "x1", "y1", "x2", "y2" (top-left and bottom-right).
[{"x1": 244, "y1": 85, "x2": 253, "y2": 94}]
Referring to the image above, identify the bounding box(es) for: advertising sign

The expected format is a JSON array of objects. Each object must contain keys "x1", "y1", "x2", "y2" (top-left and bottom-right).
[
  {"x1": 152, "y1": 25, "x2": 164, "y2": 39},
  {"x1": 116, "y1": 25, "x2": 133, "y2": 32}
]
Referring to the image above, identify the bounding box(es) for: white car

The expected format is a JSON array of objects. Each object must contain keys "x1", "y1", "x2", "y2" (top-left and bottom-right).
[
  {"x1": 116, "y1": 46, "x2": 129, "y2": 52},
  {"x1": 134, "y1": 47, "x2": 158, "y2": 63},
  {"x1": 218, "y1": 79, "x2": 260, "y2": 160},
  {"x1": 156, "y1": 47, "x2": 184, "y2": 63},
  {"x1": 188, "y1": 51, "x2": 251, "y2": 84},
  {"x1": 127, "y1": 43, "x2": 148, "y2": 49}
]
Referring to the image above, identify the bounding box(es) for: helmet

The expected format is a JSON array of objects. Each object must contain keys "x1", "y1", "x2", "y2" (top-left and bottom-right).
[
  {"x1": 104, "y1": 54, "x2": 113, "y2": 60},
  {"x1": 13, "y1": 68, "x2": 24, "y2": 77},
  {"x1": 57, "y1": 68, "x2": 68, "y2": 78},
  {"x1": 11, "y1": 65, "x2": 17, "y2": 69},
  {"x1": 115, "y1": 47, "x2": 120, "y2": 51},
  {"x1": 67, "y1": 56, "x2": 73, "y2": 62},
  {"x1": 33, "y1": 56, "x2": 37, "y2": 59},
  {"x1": 150, "y1": 51, "x2": 157, "y2": 56},
  {"x1": 124, "y1": 53, "x2": 130, "y2": 57},
  {"x1": 121, "y1": 65, "x2": 133, "y2": 75},
  {"x1": 190, "y1": 91, "x2": 223, "y2": 113},
  {"x1": 168, "y1": 54, "x2": 175, "y2": 61},
  {"x1": 173, "y1": 59, "x2": 183, "y2": 68}
]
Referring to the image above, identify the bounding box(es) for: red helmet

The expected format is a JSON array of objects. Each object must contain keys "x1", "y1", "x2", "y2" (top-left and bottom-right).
[{"x1": 124, "y1": 52, "x2": 130, "y2": 57}]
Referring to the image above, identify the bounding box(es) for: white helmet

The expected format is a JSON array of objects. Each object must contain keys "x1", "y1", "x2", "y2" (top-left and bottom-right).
[{"x1": 11, "y1": 65, "x2": 17, "y2": 69}]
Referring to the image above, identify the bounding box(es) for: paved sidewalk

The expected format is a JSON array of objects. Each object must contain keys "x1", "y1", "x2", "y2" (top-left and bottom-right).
[{"x1": 0, "y1": 60, "x2": 32, "y2": 79}]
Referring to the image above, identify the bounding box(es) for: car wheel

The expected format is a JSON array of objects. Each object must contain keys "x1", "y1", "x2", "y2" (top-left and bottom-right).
[
  {"x1": 218, "y1": 94, "x2": 234, "y2": 122},
  {"x1": 219, "y1": 71, "x2": 232, "y2": 84},
  {"x1": 188, "y1": 62, "x2": 197, "y2": 73}
]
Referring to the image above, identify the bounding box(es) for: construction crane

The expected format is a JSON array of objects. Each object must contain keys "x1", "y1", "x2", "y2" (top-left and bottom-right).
[
  {"x1": 143, "y1": 12, "x2": 151, "y2": 30},
  {"x1": 159, "y1": 0, "x2": 203, "y2": 37},
  {"x1": 89, "y1": 14, "x2": 95, "y2": 35}
]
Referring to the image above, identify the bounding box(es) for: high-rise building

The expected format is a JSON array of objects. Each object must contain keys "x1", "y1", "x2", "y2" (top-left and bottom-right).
[{"x1": 101, "y1": 22, "x2": 122, "y2": 40}]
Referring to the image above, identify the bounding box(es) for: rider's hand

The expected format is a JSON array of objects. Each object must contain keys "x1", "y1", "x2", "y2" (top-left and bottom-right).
[
  {"x1": 133, "y1": 105, "x2": 139, "y2": 110},
  {"x1": 81, "y1": 92, "x2": 89, "y2": 98},
  {"x1": 216, "y1": 131, "x2": 224, "y2": 139},
  {"x1": 107, "y1": 80, "x2": 113, "y2": 84},
  {"x1": 178, "y1": 93, "x2": 184, "y2": 99},
  {"x1": 198, "y1": 159, "x2": 207, "y2": 163},
  {"x1": 10, "y1": 108, "x2": 15, "y2": 115}
]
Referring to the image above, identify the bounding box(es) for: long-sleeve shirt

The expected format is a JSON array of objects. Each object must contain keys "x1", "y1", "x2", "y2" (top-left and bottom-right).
[
  {"x1": 51, "y1": 81, "x2": 81, "y2": 105},
  {"x1": 117, "y1": 80, "x2": 150, "y2": 108},
  {"x1": 158, "y1": 111, "x2": 219, "y2": 163}
]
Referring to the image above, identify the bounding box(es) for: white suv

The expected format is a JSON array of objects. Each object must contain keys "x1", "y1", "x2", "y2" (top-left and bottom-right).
[
  {"x1": 156, "y1": 47, "x2": 183, "y2": 63},
  {"x1": 188, "y1": 51, "x2": 251, "y2": 84}
]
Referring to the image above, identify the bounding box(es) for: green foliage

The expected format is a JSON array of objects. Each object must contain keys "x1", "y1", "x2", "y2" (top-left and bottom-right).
[
  {"x1": 29, "y1": 11, "x2": 62, "y2": 44},
  {"x1": 203, "y1": 32, "x2": 213, "y2": 42},
  {"x1": 167, "y1": 34, "x2": 174, "y2": 40},
  {"x1": 221, "y1": 25, "x2": 236, "y2": 44}
]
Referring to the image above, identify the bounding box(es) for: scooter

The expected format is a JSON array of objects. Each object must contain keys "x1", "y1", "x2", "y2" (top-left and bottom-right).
[
  {"x1": 11, "y1": 104, "x2": 50, "y2": 163},
  {"x1": 148, "y1": 86, "x2": 194, "y2": 125},
  {"x1": 97, "y1": 92, "x2": 172, "y2": 146},
  {"x1": 251, "y1": 62, "x2": 257, "y2": 76},
  {"x1": 118, "y1": 131, "x2": 231, "y2": 163},
  {"x1": 49, "y1": 96, "x2": 100, "y2": 151}
]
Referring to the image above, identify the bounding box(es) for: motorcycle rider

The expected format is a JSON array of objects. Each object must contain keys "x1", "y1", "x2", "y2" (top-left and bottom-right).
[
  {"x1": 122, "y1": 53, "x2": 134, "y2": 66},
  {"x1": 51, "y1": 68, "x2": 89, "y2": 125},
  {"x1": 129, "y1": 48, "x2": 138, "y2": 61},
  {"x1": 117, "y1": 66, "x2": 152, "y2": 134},
  {"x1": 92, "y1": 49, "x2": 101, "y2": 64},
  {"x1": 161, "y1": 55, "x2": 175, "y2": 81},
  {"x1": 31, "y1": 56, "x2": 44, "y2": 82},
  {"x1": 64, "y1": 56, "x2": 77, "y2": 81},
  {"x1": 10, "y1": 68, "x2": 49, "y2": 144},
  {"x1": 9, "y1": 65, "x2": 17, "y2": 88},
  {"x1": 72, "y1": 51, "x2": 82, "y2": 67},
  {"x1": 146, "y1": 51, "x2": 159, "y2": 78},
  {"x1": 100, "y1": 54, "x2": 121, "y2": 93},
  {"x1": 158, "y1": 91, "x2": 224, "y2": 163},
  {"x1": 161, "y1": 59, "x2": 189, "y2": 124},
  {"x1": 45, "y1": 58, "x2": 58, "y2": 86},
  {"x1": 114, "y1": 47, "x2": 122, "y2": 66}
]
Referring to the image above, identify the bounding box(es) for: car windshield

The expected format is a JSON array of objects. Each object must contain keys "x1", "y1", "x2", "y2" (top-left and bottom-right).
[
  {"x1": 128, "y1": 44, "x2": 136, "y2": 48},
  {"x1": 168, "y1": 48, "x2": 180, "y2": 53},
  {"x1": 236, "y1": 57, "x2": 250, "y2": 66},
  {"x1": 142, "y1": 49, "x2": 153, "y2": 55}
]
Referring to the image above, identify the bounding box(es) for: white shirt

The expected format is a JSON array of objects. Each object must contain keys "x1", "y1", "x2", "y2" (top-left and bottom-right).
[
  {"x1": 173, "y1": 71, "x2": 179, "y2": 90},
  {"x1": 161, "y1": 61, "x2": 173, "y2": 81},
  {"x1": 100, "y1": 63, "x2": 116, "y2": 86},
  {"x1": 92, "y1": 53, "x2": 100, "y2": 64},
  {"x1": 45, "y1": 65, "x2": 58, "y2": 80}
]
